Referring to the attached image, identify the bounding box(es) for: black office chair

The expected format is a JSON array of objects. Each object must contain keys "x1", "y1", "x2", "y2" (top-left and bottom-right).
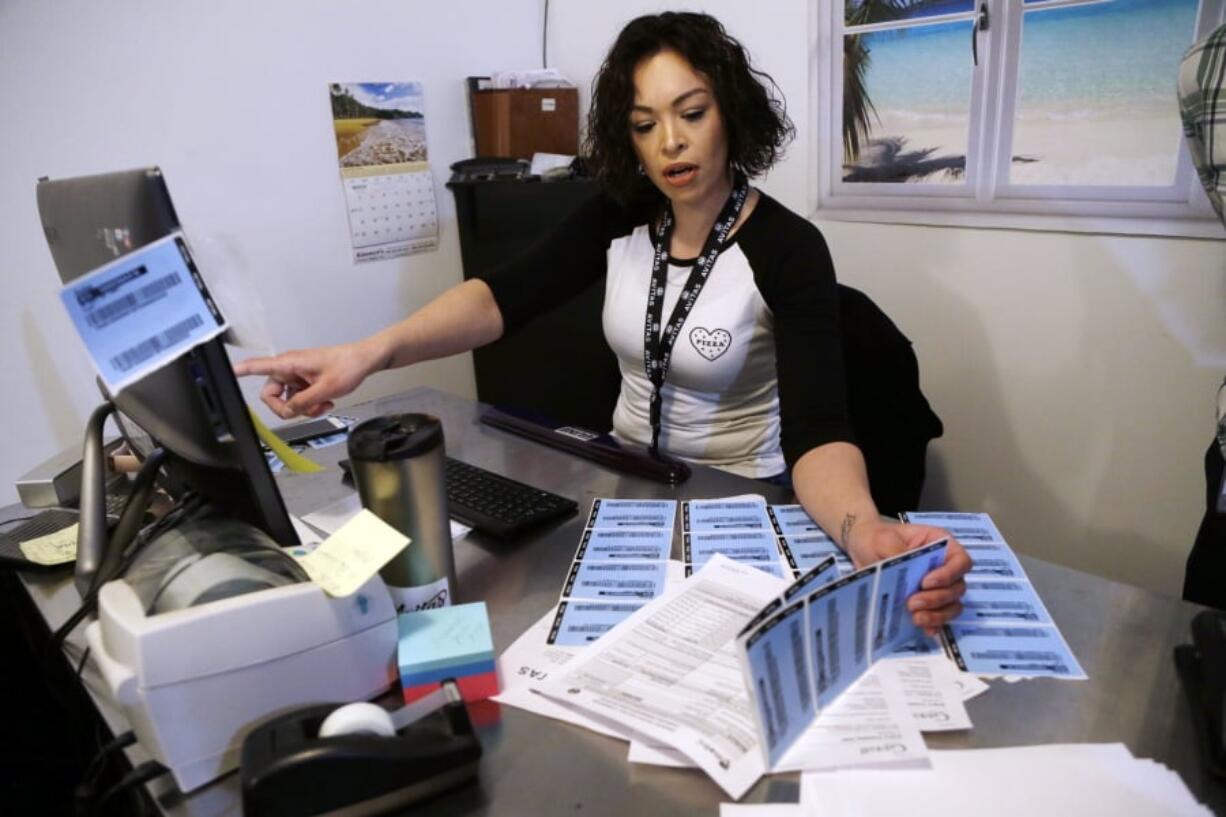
[{"x1": 838, "y1": 284, "x2": 943, "y2": 517}]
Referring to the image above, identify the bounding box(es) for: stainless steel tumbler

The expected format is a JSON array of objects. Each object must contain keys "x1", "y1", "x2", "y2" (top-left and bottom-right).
[{"x1": 346, "y1": 413, "x2": 455, "y2": 611}]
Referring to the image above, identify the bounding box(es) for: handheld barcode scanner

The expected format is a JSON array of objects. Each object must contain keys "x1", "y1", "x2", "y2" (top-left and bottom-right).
[{"x1": 240, "y1": 681, "x2": 483, "y2": 817}]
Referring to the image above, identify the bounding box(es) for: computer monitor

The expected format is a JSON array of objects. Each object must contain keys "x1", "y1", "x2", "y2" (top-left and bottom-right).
[{"x1": 36, "y1": 167, "x2": 300, "y2": 555}]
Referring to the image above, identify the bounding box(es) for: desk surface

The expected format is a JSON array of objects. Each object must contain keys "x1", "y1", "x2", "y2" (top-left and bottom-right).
[{"x1": 14, "y1": 387, "x2": 1221, "y2": 815}]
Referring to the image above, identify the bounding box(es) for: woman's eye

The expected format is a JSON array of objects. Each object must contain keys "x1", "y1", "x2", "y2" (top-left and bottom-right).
[
  {"x1": 632, "y1": 121, "x2": 654, "y2": 134},
  {"x1": 682, "y1": 108, "x2": 707, "y2": 122}
]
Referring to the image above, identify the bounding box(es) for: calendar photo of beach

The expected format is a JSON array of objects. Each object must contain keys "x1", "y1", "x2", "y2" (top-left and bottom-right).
[
  {"x1": 330, "y1": 82, "x2": 427, "y2": 169},
  {"x1": 843, "y1": 0, "x2": 1199, "y2": 186}
]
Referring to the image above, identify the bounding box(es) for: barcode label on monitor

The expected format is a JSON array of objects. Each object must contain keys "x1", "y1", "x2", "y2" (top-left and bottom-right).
[
  {"x1": 59, "y1": 231, "x2": 227, "y2": 393},
  {"x1": 109, "y1": 314, "x2": 204, "y2": 373},
  {"x1": 85, "y1": 272, "x2": 182, "y2": 330}
]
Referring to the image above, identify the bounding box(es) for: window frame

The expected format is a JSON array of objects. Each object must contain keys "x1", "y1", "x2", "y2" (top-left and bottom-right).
[{"x1": 810, "y1": 0, "x2": 1226, "y2": 237}]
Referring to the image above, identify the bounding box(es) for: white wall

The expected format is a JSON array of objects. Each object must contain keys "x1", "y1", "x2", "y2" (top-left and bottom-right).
[
  {"x1": 548, "y1": 0, "x2": 1226, "y2": 596},
  {"x1": 0, "y1": 1, "x2": 541, "y2": 504}
]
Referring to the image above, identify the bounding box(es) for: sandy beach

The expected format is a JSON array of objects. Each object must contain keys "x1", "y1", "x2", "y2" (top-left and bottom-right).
[
  {"x1": 338, "y1": 118, "x2": 427, "y2": 168},
  {"x1": 842, "y1": 0, "x2": 1194, "y2": 187},
  {"x1": 846, "y1": 110, "x2": 1183, "y2": 187}
]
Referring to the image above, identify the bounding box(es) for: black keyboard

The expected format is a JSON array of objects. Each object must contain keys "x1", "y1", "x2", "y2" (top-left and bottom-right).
[
  {"x1": 445, "y1": 457, "x2": 577, "y2": 539},
  {"x1": 0, "y1": 494, "x2": 135, "y2": 571},
  {"x1": 0, "y1": 509, "x2": 79, "y2": 570}
]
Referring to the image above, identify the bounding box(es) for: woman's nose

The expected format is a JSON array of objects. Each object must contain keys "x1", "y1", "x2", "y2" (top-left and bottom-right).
[{"x1": 661, "y1": 120, "x2": 686, "y2": 155}]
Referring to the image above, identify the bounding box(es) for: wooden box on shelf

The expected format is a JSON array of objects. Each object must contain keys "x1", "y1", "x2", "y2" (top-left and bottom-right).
[{"x1": 471, "y1": 87, "x2": 578, "y2": 159}]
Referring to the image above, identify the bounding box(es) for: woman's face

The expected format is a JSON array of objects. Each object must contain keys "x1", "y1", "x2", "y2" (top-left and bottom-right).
[{"x1": 629, "y1": 49, "x2": 730, "y2": 210}]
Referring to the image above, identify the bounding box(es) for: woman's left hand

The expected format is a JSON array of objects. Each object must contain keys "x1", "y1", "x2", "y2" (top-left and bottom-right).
[{"x1": 846, "y1": 520, "x2": 971, "y2": 635}]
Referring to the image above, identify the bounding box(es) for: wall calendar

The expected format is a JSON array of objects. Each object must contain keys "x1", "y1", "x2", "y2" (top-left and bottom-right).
[{"x1": 330, "y1": 81, "x2": 439, "y2": 264}]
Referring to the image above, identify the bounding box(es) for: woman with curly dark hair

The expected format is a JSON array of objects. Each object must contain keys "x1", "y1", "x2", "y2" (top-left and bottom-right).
[{"x1": 238, "y1": 12, "x2": 969, "y2": 629}]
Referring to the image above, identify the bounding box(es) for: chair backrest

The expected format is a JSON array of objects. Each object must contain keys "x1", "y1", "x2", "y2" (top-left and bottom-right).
[{"x1": 838, "y1": 284, "x2": 943, "y2": 516}]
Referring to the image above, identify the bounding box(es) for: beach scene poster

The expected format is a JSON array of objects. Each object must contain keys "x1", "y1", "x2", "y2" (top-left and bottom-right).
[
  {"x1": 1011, "y1": 0, "x2": 1198, "y2": 186},
  {"x1": 330, "y1": 82, "x2": 438, "y2": 263},
  {"x1": 842, "y1": 0, "x2": 1200, "y2": 187},
  {"x1": 331, "y1": 82, "x2": 428, "y2": 167}
]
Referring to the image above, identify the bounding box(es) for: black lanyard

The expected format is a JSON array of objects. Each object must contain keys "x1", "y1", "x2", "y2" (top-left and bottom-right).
[{"x1": 643, "y1": 175, "x2": 749, "y2": 454}]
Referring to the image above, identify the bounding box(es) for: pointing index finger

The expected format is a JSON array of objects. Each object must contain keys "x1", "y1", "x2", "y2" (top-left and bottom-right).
[{"x1": 234, "y1": 355, "x2": 281, "y2": 378}]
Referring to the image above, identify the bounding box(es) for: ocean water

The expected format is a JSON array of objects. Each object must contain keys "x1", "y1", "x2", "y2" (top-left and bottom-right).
[{"x1": 854, "y1": 0, "x2": 1200, "y2": 120}]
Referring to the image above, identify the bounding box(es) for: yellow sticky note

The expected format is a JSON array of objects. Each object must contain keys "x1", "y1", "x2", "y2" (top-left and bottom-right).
[
  {"x1": 247, "y1": 408, "x2": 325, "y2": 474},
  {"x1": 19, "y1": 523, "x2": 79, "y2": 566},
  {"x1": 295, "y1": 509, "x2": 409, "y2": 597}
]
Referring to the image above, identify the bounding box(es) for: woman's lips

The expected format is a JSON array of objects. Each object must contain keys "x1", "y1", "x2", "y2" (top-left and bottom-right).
[{"x1": 663, "y1": 164, "x2": 697, "y2": 187}]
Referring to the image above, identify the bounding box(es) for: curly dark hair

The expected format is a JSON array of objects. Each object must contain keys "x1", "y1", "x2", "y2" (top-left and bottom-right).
[{"x1": 583, "y1": 12, "x2": 794, "y2": 204}]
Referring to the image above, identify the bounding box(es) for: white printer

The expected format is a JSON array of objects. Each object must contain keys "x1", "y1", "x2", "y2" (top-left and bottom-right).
[{"x1": 83, "y1": 519, "x2": 399, "y2": 793}]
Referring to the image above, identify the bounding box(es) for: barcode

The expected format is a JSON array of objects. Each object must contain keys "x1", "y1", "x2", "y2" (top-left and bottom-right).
[
  {"x1": 109, "y1": 313, "x2": 203, "y2": 373},
  {"x1": 85, "y1": 272, "x2": 182, "y2": 330},
  {"x1": 139, "y1": 271, "x2": 182, "y2": 300}
]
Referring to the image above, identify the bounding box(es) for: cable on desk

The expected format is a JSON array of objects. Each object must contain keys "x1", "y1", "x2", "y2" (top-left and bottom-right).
[
  {"x1": 47, "y1": 493, "x2": 203, "y2": 660},
  {"x1": 0, "y1": 514, "x2": 36, "y2": 528},
  {"x1": 87, "y1": 758, "x2": 167, "y2": 817},
  {"x1": 74, "y1": 730, "x2": 136, "y2": 817}
]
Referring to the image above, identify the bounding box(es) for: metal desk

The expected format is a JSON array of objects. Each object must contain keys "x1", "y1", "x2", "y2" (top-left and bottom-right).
[{"x1": 12, "y1": 387, "x2": 1220, "y2": 815}]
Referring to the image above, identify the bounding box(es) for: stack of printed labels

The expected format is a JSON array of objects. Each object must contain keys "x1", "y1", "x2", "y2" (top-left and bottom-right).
[
  {"x1": 495, "y1": 497, "x2": 1000, "y2": 798},
  {"x1": 496, "y1": 497, "x2": 1209, "y2": 813}
]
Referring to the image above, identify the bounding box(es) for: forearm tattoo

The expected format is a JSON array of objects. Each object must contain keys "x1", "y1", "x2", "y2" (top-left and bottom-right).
[{"x1": 840, "y1": 513, "x2": 857, "y2": 548}]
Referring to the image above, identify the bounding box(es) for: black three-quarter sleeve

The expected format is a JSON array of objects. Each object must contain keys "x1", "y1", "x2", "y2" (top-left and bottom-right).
[
  {"x1": 475, "y1": 190, "x2": 640, "y2": 335},
  {"x1": 739, "y1": 197, "x2": 856, "y2": 468}
]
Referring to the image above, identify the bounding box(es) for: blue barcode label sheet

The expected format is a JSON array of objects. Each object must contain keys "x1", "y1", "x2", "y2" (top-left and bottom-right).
[
  {"x1": 58, "y1": 231, "x2": 227, "y2": 393},
  {"x1": 549, "y1": 499, "x2": 676, "y2": 646},
  {"x1": 737, "y1": 540, "x2": 948, "y2": 768},
  {"x1": 768, "y1": 505, "x2": 857, "y2": 578},
  {"x1": 681, "y1": 498, "x2": 793, "y2": 578},
  {"x1": 903, "y1": 511, "x2": 1084, "y2": 679}
]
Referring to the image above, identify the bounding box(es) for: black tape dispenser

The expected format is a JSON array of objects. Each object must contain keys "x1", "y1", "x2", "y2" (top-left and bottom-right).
[{"x1": 240, "y1": 682, "x2": 481, "y2": 816}]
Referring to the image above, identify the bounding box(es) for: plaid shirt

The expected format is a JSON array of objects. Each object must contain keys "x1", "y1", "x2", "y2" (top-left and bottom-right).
[{"x1": 1180, "y1": 24, "x2": 1226, "y2": 223}]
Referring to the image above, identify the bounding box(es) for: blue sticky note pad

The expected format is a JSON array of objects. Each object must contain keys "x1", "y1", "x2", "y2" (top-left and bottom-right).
[
  {"x1": 964, "y1": 542, "x2": 1027, "y2": 579},
  {"x1": 780, "y1": 533, "x2": 853, "y2": 574},
  {"x1": 402, "y1": 657, "x2": 496, "y2": 687},
  {"x1": 586, "y1": 499, "x2": 677, "y2": 530},
  {"x1": 562, "y1": 560, "x2": 666, "y2": 601},
  {"x1": 684, "y1": 530, "x2": 778, "y2": 564},
  {"x1": 769, "y1": 504, "x2": 825, "y2": 535},
  {"x1": 547, "y1": 600, "x2": 645, "y2": 646},
  {"x1": 904, "y1": 511, "x2": 1006, "y2": 544},
  {"x1": 574, "y1": 528, "x2": 671, "y2": 562},
  {"x1": 684, "y1": 499, "x2": 772, "y2": 532},
  {"x1": 783, "y1": 556, "x2": 839, "y2": 601},
  {"x1": 871, "y1": 539, "x2": 948, "y2": 660},
  {"x1": 397, "y1": 602, "x2": 495, "y2": 678},
  {"x1": 957, "y1": 578, "x2": 1053, "y2": 625},
  {"x1": 944, "y1": 623, "x2": 1085, "y2": 678},
  {"x1": 739, "y1": 600, "x2": 814, "y2": 767},
  {"x1": 807, "y1": 569, "x2": 877, "y2": 708},
  {"x1": 59, "y1": 232, "x2": 226, "y2": 393}
]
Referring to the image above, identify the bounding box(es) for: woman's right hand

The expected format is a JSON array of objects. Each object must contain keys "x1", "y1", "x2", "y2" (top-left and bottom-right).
[{"x1": 233, "y1": 337, "x2": 388, "y2": 419}]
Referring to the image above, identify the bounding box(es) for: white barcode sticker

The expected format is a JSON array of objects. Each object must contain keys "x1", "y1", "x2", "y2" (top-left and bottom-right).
[{"x1": 59, "y1": 231, "x2": 227, "y2": 393}]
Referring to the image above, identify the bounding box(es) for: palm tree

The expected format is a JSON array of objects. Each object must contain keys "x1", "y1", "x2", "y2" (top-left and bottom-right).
[
  {"x1": 843, "y1": 32, "x2": 880, "y2": 163},
  {"x1": 843, "y1": 0, "x2": 948, "y2": 163}
]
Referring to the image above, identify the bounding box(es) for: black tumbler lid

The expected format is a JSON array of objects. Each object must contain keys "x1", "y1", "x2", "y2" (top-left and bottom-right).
[{"x1": 347, "y1": 413, "x2": 444, "y2": 461}]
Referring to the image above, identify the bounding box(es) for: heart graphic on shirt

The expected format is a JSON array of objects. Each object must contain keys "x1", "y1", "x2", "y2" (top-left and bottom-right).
[{"x1": 689, "y1": 327, "x2": 732, "y2": 361}]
